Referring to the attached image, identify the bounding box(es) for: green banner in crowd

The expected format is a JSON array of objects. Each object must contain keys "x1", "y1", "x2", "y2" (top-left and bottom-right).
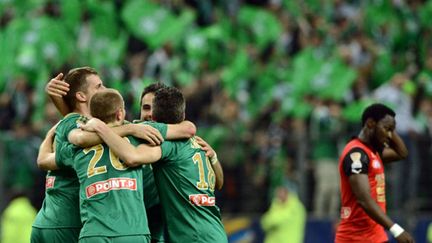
[
  {"x1": 238, "y1": 6, "x2": 282, "y2": 50},
  {"x1": 121, "y1": 0, "x2": 195, "y2": 49}
]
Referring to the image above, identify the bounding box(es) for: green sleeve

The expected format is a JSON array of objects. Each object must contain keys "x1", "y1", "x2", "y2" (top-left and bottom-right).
[
  {"x1": 142, "y1": 121, "x2": 168, "y2": 139},
  {"x1": 160, "y1": 141, "x2": 174, "y2": 162},
  {"x1": 54, "y1": 113, "x2": 83, "y2": 168}
]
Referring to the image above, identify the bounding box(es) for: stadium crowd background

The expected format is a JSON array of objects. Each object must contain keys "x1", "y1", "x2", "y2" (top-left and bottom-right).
[{"x1": 1, "y1": 0, "x2": 432, "y2": 242}]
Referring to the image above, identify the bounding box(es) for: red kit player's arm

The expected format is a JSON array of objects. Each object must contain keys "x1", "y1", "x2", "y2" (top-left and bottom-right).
[
  {"x1": 349, "y1": 174, "x2": 394, "y2": 229},
  {"x1": 381, "y1": 131, "x2": 408, "y2": 163}
]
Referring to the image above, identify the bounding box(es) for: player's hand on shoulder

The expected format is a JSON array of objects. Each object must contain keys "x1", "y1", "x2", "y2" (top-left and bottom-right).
[
  {"x1": 195, "y1": 136, "x2": 215, "y2": 157},
  {"x1": 46, "y1": 73, "x2": 69, "y2": 97},
  {"x1": 132, "y1": 124, "x2": 163, "y2": 146},
  {"x1": 396, "y1": 231, "x2": 415, "y2": 243},
  {"x1": 80, "y1": 118, "x2": 103, "y2": 132}
]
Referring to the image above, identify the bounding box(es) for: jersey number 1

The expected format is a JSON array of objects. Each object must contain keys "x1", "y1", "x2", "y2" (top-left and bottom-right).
[{"x1": 192, "y1": 153, "x2": 215, "y2": 191}]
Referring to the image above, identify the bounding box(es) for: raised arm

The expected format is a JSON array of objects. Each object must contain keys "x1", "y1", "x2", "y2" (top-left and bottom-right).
[
  {"x1": 80, "y1": 118, "x2": 162, "y2": 167},
  {"x1": 45, "y1": 73, "x2": 71, "y2": 117},
  {"x1": 195, "y1": 136, "x2": 223, "y2": 190},
  {"x1": 344, "y1": 149, "x2": 413, "y2": 242},
  {"x1": 37, "y1": 124, "x2": 59, "y2": 171},
  {"x1": 68, "y1": 123, "x2": 164, "y2": 148},
  {"x1": 166, "y1": 120, "x2": 196, "y2": 139},
  {"x1": 381, "y1": 131, "x2": 408, "y2": 163}
]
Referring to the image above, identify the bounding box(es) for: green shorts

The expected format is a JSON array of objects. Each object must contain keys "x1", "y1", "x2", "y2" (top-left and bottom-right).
[
  {"x1": 31, "y1": 227, "x2": 80, "y2": 243},
  {"x1": 79, "y1": 234, "x2": 151, "y2": 243}
]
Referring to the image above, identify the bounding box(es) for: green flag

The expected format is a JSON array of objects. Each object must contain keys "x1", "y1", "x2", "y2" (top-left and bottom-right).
[{"x1": 121, "y1": 0, "x2": 195, "y2": 49}]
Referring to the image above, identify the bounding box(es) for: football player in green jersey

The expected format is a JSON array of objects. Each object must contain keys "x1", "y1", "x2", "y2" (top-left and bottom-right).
[
  {"x1": 62, "y1": 88, "x2": 162, "y2": 242},
  {"x1": 33, "y1": 68, "x2": 165, "y2": 243},
  {"x1": 31, "y1": 67, "x2": 105, "y2": 243},
  {"x1": 81, "y1": 87, "x2": 227, "y2": 243}
]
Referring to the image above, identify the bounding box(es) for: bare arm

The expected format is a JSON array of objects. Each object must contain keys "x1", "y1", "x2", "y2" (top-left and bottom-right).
[
  {"x1": 166, "y1": 120, "x2": 196, "y2": 139},
  {"x1": 45, "y1": 73, "x2": 71, "y2": 116},
  {"x1": 69, "y1": 123, "x2": 164, "y2": 148},
  {"x1": 349, "y1": 174, "x2": 414, "y2": 242},
  {"x1": 381, "y1": 131, "x2": 408, "y2": 163},
  {"x1": 81, "y1": 118, "x2": 162, "y2": 167},
  {"x1": 195, "y1": 136, "x2": 223, "y2": 190},
  {"x1": 37, "y1": 124, "x2": 59, "y2": 171}
]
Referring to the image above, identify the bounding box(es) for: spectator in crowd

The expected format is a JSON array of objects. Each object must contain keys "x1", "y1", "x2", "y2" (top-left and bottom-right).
[{"x1": 261, "y1": 184, "x2": 306, "y2": 243}]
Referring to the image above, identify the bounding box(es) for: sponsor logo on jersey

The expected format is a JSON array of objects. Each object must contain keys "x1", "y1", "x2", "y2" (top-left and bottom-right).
[
  {"x1": 86, "y1": 178, "x2": 137, "y2": 198},
  {"x1": 350, "y1": 152, "x2": 362, "y2": 174},
  {"x1": 341, "y1": 207, "x2": 351, "y2": 219},
  {"x1": 45, "y1": 176, "x2": 56, "y2": 189},
  {"x1": 189, "y1": 194, "x2": 215, "y2": 206}
]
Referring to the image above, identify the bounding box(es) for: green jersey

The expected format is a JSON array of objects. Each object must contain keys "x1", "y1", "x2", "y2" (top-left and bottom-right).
[
  {"x1": 32, "y1": 113, "x2": 83, "y2": 229},
  {"x1": 153, "y1": 137, "x2": 227, "y2": 243},
  {"x1": 135, "y1": 121, "x2": 167, "y2": 209},
  {"x1": 60, "y1": 136, "x2": 150, "y2": 239},
  {"x1": 136, "y1": 121, "x2": 168, "y2": 242}
]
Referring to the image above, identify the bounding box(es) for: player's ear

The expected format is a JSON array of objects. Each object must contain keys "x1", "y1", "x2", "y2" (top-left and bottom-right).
[
  {"x1": 366, "y1": 118, "x2": 375, "y2": 128},
  {"x1": 76, "y1": 91, "x2": 86, "y2": 102}
]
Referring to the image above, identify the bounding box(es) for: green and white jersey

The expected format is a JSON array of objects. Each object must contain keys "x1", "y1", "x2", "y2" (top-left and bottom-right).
[
  {"x1": 61, "y1": 136, "x2": 150, "y2": 239},
  {"x1": 153, "y1": 137, "x2": 227, "y2": 243},
  {"x1": 33, "y1": 113, "x2": 83, "y2": 229}
]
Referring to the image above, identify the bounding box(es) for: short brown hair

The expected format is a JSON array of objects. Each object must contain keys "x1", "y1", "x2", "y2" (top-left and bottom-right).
[
  {"x1": 90, "y1": 88, "x2": 124, "y2": 123},
  {"x1": 63, "y1": 67, "x2": 98, "y2": 110},
  {"x1": 153, "y1": 87, "x2": 185, "y2": 124}
]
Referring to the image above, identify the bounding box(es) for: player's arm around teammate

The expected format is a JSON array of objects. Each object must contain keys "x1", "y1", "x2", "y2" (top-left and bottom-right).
[
  {"x1": 37, "y1": 123, "x2": 59, "y2": 171},
  {"x1": 81, "y1": 117, "x2": 162, "y2": 166},
  {"x1": 194, "y1": 136, "x2": 224, "y2": 190}
]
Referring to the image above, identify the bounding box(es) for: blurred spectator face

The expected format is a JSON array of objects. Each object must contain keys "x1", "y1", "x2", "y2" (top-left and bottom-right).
[
  {"x1": 140, "y1": 92, "x2": 154, "y2": 121},
  {"x1": 391, "y1": 73, "x2": 408, "y2": 88},
  {"x1": 276, "y1": 186, "x2": 289, "y2": 203}
]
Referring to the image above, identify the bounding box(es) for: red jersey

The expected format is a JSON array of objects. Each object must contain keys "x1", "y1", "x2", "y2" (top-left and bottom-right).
[{"x1": 335, "y1": 138, "x2": 387, "y2": 243}]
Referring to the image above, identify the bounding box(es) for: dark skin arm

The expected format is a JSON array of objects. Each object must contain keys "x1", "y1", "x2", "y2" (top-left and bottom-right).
[
  {"x1": 349, "y1": 174, "x2": 414, "y2": 242},
  {"x1": 381, "y1": 131, "x2": 408, "y2": 163}
]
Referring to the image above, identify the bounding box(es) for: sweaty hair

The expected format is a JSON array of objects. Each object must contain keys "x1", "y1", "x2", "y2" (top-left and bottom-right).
[
  {"x1": 90, "y1": 88, "x2": 124, "y2": 123},
  {"x1": 361, "y1": 103, "x2": 396, "y2": 126},
  {"x1": 140, "y1": 82, "x2": 167, "y2": 106},
  {"x1": 153, "y1": 87, "x2": 185, "y2": 124},
  {"x1": 63, "y1": 67, "x2": 98, "y2": 111}
]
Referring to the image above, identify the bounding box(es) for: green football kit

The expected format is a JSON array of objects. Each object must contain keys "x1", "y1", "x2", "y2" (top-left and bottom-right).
[
  {"x1": 58, "y1": 134, "x2": 152, "y2": 242},
  {"x1": 31, "y1": 113, "x2": 84, "y2": 243},
  {"x1": 153, "y1": 137, "x2": 228, "y2": 243},
  {"x1": 136, "y1": 121, "x2": 167, "y2": 242}
]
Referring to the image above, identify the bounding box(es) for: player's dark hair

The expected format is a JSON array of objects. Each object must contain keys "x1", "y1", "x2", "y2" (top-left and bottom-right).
[
  {"x1": 153, "y1": 87, "x2": 185, "y2": 124},
  {"x1": 90, "y1": 88, "x2": 124, "y2": 123},
  {"x1": 140, "y1": 82, "x2": 167, "y2": 106},
  {"x1": 361, "y1": 103, "x2": 396, "y2": 126},
  {"x1": 63, "y1": 67, "x2": 98, "y2": 111}
]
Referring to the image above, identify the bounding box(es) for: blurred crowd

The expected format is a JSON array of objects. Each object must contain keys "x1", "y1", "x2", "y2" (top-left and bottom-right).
[{"x1": 2, "y1": 0, "x2": 432, "y2": 227}]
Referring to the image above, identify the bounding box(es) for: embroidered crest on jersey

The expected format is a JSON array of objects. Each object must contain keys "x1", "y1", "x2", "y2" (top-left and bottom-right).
[
  {"x1": 340, "y1": 207, "x2": 352, "y2": 219},
  {"x1": 189, "y1": 194, "x2": 215, "y2": 206},
  {"x1": 45, "y1": 176, "x2": 56, "y2": 189},
  {"x1": 349, "y1": 152, "x2": 362, "y2": 174},
  {"x1": 86, "y1": 178, "x2": 137, "y2": 198}
]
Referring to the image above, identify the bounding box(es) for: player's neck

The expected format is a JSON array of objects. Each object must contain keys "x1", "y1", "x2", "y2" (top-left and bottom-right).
[
  {"x1": 358, "y1": 129, "x2": 372, "y2": 147},
  {"x1": 73, "y1": 103, "x2": 91, "y2": 117}
]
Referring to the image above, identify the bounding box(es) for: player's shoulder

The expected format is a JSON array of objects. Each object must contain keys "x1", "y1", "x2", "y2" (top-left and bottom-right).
[{"x1": 59, "y1": 113, "x2": 87, "y2": 126}]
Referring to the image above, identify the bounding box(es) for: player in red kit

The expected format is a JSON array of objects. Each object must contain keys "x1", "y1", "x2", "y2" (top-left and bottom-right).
[{"x1": 335, "y1": 103, "x2": 414, "y2": 243}]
